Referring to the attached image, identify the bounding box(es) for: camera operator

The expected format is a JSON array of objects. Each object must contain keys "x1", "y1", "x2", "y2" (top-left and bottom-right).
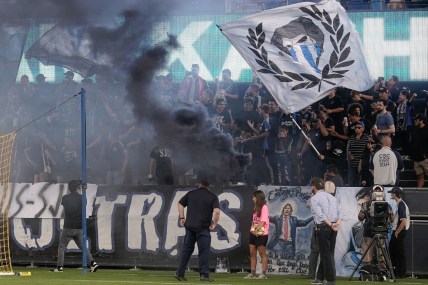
[
  {"x1": 357, "y1": 185, "x2": 393, "y2": 267},
  {"x1": 388, "y1": 187, "x2": 410, "y2": 279}
]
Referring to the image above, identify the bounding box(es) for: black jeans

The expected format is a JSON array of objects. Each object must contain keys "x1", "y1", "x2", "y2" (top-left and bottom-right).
[
  {"x1": 389, "y1": 230, "x2": 407, "y2": 278},
  {"x1": 308, "y1": 226, "x2": 319, "y2": 279},
  {"x1": 176, "y1": 228, "x2": 211, "y2": 277},
  {"x1": 316, "y1": 224, "x2": 337, "y2": 282}
]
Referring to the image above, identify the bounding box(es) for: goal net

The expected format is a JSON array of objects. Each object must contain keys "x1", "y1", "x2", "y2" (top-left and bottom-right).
[{"x1": 0, "y1": 132, "x2": 17, "y2": 275}]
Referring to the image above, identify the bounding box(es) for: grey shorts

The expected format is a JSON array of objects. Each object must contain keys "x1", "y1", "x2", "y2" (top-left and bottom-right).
[{"x1": 414, "y1": 159, "x2": 428, "y2": 176}]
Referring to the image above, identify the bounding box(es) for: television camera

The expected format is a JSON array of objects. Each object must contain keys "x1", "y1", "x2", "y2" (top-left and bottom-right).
[
  {"x1": 350, "y1": 186, "x2": 395, "y2": 281},
  {"x1": 368, "y1": 189, "x2": 391, "y2": 233}
]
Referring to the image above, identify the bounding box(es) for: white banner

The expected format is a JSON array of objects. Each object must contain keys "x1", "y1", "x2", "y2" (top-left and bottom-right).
[
  {"x1": 1, "y1": 183, "x2": 398, "y2": 275},
  {"x1": 0, "y1": 183, "x2": 97, "y2": 218}
]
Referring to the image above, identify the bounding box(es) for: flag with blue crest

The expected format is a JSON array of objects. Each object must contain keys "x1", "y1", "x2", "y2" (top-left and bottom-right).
[{"x1": 219, "y1": 0, "x2": 373, "y2": 113}]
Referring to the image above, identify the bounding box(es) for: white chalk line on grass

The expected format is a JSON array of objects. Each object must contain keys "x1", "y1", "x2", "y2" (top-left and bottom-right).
[{"x1": 76, "y1": 281, "x2": 234, "y2": 285}]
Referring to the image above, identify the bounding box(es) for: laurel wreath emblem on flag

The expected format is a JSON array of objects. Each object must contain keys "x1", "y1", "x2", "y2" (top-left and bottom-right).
[{"x1": 247, "y1": 5, "x2": 354, "y2": 92}]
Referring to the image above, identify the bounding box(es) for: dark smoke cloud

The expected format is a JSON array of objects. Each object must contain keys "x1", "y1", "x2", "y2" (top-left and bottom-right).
[
  {"x1": 56, "y1": 1, "x2": 244, "y2": 183},
  {"x1": 0, "y1": 0, "x2": 180, "y2": 22},
  {"x1": 5, "y1": 0, "x2": 244, "y2": 184},
  {"x1": 126, "y1": 35, "x2": 243, "y2": 183}
]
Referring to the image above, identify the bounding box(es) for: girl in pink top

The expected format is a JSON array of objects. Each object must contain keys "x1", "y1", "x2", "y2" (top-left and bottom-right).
[{"x1": 244, "y1": 190, "x2": 269, "y2": 280}]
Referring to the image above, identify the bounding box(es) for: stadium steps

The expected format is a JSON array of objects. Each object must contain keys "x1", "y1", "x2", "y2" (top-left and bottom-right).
[{"x1": 399, "y1": 157, "x2": 428, "y2": 188}]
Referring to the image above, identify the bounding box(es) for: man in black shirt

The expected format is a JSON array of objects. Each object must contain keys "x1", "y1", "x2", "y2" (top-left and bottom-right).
[
  {"x1": 233, "y1": 99, "x2": 262, "y2": 133},
  {"x1": 149, "y1": 146, "x2": 174, "y2": 185},
  {"x1": 320, "y1": 89, "x2": 345, "y2": 134},
  {"x1": 409, "y1": 114, "x2": 428, "y2": 187},
  {"x1": 49, "y1": 180, "x2": 98, "y2": 272},
  {"x1": 175, "y1": 179, "x2": 220, "y2": 282}
]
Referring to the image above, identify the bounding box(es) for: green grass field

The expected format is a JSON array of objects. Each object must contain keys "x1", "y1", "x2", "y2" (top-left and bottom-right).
[{"x1": 1, "y1": 267, "x2": 427, "y2": 285}]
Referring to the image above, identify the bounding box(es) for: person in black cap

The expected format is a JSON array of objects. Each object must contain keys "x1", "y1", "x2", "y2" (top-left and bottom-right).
[
  {"x1": 175, "y1": 178, "x2": 220, "y2": 282},
  {"x1": 57, "y1": 70, "x2": 79, "y2": 98},
  {"x1": 409, "y1": 113, "x2": 428, "y2": 187},
  {"x1": 50, "y1": 179, "x2": 99, "y2": 272},
  {"x1": 376, "y1": 87, "x2": 396, "y2": 114},
  {"x1": 375, "y1": 75, "x2": 400, "y2": 103},
  {"x1": 36, "y1": 73, "x2": 46, "y2": 83},
  {"x1": 34, "y1": 73, "x2": 54, "y2": 107},
  {"x1": 388, "y1": 187, "x2": 410, "y2": 279}
]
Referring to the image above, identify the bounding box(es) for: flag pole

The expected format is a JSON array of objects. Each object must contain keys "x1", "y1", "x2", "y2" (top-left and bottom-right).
[
  {"x1": 290, "y1": 116, "x2": 321, "y2": 157},
  {"x1": 80, "y1": 88, "x2": 88, "y2": 275}
]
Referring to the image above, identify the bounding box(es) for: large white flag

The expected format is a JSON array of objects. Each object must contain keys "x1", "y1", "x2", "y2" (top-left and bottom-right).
[{"x1": 219, "y1": 0, "x2": 373, "y2": 113}]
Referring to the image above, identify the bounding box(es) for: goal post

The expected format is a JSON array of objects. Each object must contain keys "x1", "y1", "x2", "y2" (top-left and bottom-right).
[{"x1": 0, "y1": 132, "x2": 17, "y2": 275}]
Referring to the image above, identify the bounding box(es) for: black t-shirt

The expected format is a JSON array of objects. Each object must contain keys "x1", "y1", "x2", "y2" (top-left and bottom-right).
[
  {"x1": 150, "y1": 146, "x2": 173, "y2": 178},
  {"x1": 62, "y1": 192, "x2": 82, "y2": 229},
  {"x1": 268, "y1": 110, "x2": 282, "y2": 149},
  {"x1": 279, "y1": 113, "x2": 293, "y2": 133},
  {"x1": 236, "y1": 136, "x2": 259, "y2": 157},
  {"x1": 389, "y1": 86, "x2": 400, "y2": 103},
  {"x1": 179, "y1": 187, "x2": 219, "y2": 232},
  {"x1": 349, "y1": 99, "x2": 368, "y2": 117},
  {"x1": 424, "y1": 97, "x2": 428, "y2": 114},
  {"x1": 233, "y1": 109, "x2": 262, "y2": 132},
  {"x1": 219, "y1": 80, "x2": 242, "y2": 111},
  {"x1": 323, "y1": 117, "x2": 335, "y2": 129},
  {"x1": 410, "y1": 126, "x2": 428, "y2": 161},
  {"x1": 322, "y1": 95, "x2": 344, "y2": 131},
  {"x1": 321, "y1": 117, "x2": 335, "y2": 149},
  {"x1": 211, "y1": 109, "x2": 232, "y2": 132},
  {"x1": 297, "y1": 110, "x2": 313, "y2": 127}
]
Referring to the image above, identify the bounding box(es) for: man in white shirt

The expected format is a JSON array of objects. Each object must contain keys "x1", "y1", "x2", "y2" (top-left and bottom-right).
[
  {"x1": 310, "y1": 177, "x2": 341, "y2": 285},
  {"x1": 372, "y1": 136, "x2": 403, "y2": 186}
]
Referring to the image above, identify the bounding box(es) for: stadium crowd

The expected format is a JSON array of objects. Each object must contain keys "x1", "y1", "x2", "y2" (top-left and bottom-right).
[{"x1": 2, "y1": 67, "x2": 428, "y2": 188}]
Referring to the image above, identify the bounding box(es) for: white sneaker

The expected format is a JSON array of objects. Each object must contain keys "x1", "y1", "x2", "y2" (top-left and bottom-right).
[
  {"x1": 90, "y1": 263, "x2": 99, "y2": 272},
  {"x1": 256, "y1": 274, "x2": 268, "y2": 279},
  {"x1": 49, "y1": 267, "x2": 63, "y2": 272},
  {"x1": 243, "y1": 273, "x2": 257, "y2": 279}
]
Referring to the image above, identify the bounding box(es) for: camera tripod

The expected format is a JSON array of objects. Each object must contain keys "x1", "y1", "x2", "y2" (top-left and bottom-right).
[{"x1": 348, "y1": 233, "x2": 395, "y2": 281}]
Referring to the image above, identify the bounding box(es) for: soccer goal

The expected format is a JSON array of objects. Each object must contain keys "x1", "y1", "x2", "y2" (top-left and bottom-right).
[{"x1": 0, "y1": 132, "x2": 17, "y2": 275}]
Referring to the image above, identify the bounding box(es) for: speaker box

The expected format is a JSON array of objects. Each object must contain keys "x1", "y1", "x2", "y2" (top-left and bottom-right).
[
  {"x1": 402, "y1": 189, "x2": 428, "y2": 218},
  {"x1": 405, "y1": 220, "x2": 428, "y2": 275}
]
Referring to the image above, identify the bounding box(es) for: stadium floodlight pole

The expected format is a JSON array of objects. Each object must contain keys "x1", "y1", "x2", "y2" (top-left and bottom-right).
[{"x1": 80, "y1": 88, "x2": 88, "y2": 275}]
